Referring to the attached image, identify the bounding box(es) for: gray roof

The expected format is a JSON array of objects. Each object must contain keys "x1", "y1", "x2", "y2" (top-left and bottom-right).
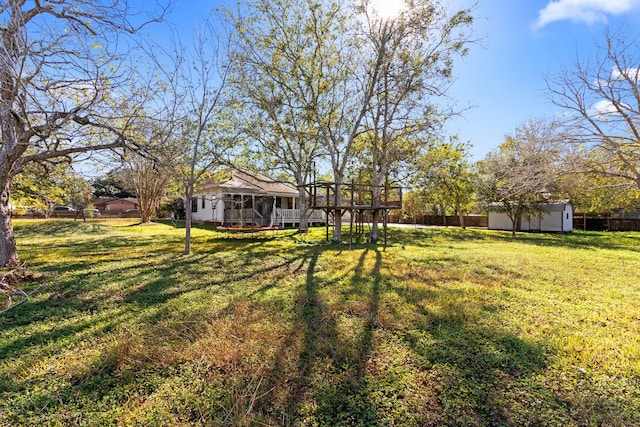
[{"x1": 198, "y1": 168, "x2": 299, "y2": 196}]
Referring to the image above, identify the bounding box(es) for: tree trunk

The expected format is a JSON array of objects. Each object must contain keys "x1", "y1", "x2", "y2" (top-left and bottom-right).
[
  {"x1": 332, "y1": 181, "x2": 343, "y2": 243},
  {"x1": 184, "y1": 187, "x2": 193, "y2": 255},
  {"x1": 510, "y1": 214, "x2": 519, "y2": 238},
  {"x1": 332, "y1": 208, "x2": 342, "y2": 243},
  {"x1": 298, "y1": 186, "x2": 309, "y2": 233},
  {"x1": 0, "y1": 177, "x2": 19, "y2": 268},
  {"x1": 370, "y1": 209, "x2": 380, "y2": 243},
  {"x1": 370, "y1": 184, "x2": 382, "y2": 243},
  {"x1": 456, "y1": 202, "x2": 466, "y2": 229},
  {"x1": 440, "y1": 205, "x2": 447, "y2": 227}
]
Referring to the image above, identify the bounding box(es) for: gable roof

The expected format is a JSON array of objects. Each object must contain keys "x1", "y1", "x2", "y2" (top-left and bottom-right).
[{"x1": 198, "y1": 168, "x2": 299, "y2": 196}]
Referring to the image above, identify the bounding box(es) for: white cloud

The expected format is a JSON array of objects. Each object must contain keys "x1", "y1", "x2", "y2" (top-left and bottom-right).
[
  {"x1": 589, "y1": 99, "x2": 630, "y2": 118},
  {"x1": 591, "y1": 99, "x2": 618, "y2": 115},
  {"x1": 611, "y1": 67, "x2": 640, "y2": 80},
  {"x1": 534, "y1": 0, "x2": 640, "y2": 28}
]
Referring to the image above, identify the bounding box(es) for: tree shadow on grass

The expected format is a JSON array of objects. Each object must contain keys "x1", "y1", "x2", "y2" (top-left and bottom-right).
[
  {"x1": 406, "y1": 304, "x2": 548, "y2": 425},
  {"x1": 259, "y1": 244, "x2": 553, "y2": 426},
  {"x1": 263, "y1": 248, "x2": 383, "y2": 425},
  {"x1": 3, "y1": 230, "x2": 312, "y2": 358},
  {"x1": 6, "y1": 223, "x2": 636, "y2": 425},
  {"x1": 386, "y1": 226, "x2": 640, "y2": 253}
]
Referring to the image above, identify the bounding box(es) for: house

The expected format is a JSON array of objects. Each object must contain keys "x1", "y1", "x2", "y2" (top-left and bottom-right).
[
  {"x1": 488, "y1": 201, "x2": 573, "y2": 233},
  {"x1": 190, "y1": 168, "x2": 326, "y2": 228},
  {"x1": 93, "y1": 197, "x2": 139, "y2": 212}
]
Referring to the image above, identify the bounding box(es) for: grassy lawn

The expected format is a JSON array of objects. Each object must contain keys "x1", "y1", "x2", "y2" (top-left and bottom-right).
[{"x1": 1, "y1": 219, "x2": 639, "y2": 426}]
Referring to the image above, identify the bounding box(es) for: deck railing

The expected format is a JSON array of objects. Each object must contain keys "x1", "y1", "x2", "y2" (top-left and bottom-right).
[
  {"x1": 224, "y1": 208, "x2": 326, "y2": 227},
  {"x1": 276, "y1": 208, "x2": 325, "y2": 227}
]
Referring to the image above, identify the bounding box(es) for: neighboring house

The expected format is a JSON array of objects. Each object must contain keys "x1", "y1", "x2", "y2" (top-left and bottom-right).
[
  {"x1": 93, "y1": 197, "x2": 139, "y2": 212},
  {"x1": 191, "y1": 168, "x2": 326, "y2": 227},
  {"x1": 488, "y1": 201, "x2": 573, "y2": 233}
]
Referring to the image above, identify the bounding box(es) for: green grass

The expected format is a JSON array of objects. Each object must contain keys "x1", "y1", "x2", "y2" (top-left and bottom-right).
[{"x1": 1, "y1": 219, "x2": 639, "y2": 426}]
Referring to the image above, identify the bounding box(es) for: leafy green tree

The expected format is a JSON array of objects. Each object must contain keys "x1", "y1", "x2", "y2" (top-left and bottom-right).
[
  {"x1": 227, "y1": 0, "x2": 329, "y2": 233},
  {"x1": 562, "y1": 173, "x2": 640, "y2": 213},
  {"x1": 414, "y1": 137, "x2": 476, "y2": 228},
  {"x1": 11, "y1": 163, "x2": 93, "y2": 216},
  {"x1": 360, "y1": 0, "x2": 474, "y2": 241},
  {"x1": 11, "y1": 164, "x2": 67, "y2": 216},
  {"x1": 92, "y1": 173, "x2": 135, "y2": 199},
  {"x1": 558, "y1": 149, "x2": 640, "y2": 213},
  {"x1": 401, "y1": 189, "x2": 429, "y2": 223},
  {"x1": 64, "y1": 174, "x2": 94, "y2": 212},
  {"x1": 477, "y1": 119, "x2": 565, "y2": 237}
]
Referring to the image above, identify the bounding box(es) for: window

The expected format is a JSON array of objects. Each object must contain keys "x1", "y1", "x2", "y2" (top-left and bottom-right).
[
  {"x1": 202, "y1": 195, "x2": 206, "y2": 209},
  {"x1": 191, "y1": 197, "x2": 198, "y2": 213}
]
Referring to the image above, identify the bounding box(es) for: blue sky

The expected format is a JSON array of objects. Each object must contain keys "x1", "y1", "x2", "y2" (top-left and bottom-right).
[
  {"x1": 447, "y1": 0, "x2": 640, "y2": 159},
  {"x1": 157, "y1": 0, "x2": 640, "y2": 161}
]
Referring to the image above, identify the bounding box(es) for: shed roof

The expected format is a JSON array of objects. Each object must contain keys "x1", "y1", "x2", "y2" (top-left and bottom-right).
[{"x1": 487, "y1": 200, "x2": 571, "y2": 212}]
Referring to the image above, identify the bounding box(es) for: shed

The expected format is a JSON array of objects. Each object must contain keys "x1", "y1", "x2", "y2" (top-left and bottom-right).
[{"x1": 488, "y1": 201, "x2": 573, "y2": 233}]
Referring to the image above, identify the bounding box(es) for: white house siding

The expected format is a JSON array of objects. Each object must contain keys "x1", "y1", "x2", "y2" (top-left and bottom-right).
[
  {"x1": 187, "y1": 168, "x2": 329, "y2": 227},
  {"x1": 190, "y1": 191, "x2": 227, "y2": 223},
  {"x1": 539, "y1": 211, "x2": 563, "y2": 232},
  {"x1": 189, "y1": 192, "x2": 326, "y2": 227}
]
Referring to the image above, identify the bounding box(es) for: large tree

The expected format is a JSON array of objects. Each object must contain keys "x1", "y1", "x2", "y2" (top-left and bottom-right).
[
  {"x1": 360, "y1": 0, "x2": 473, "y2": 241},
  {"x1": 227, "y1": 0, "x2": 330, "y2": 233},
  {"x1": 0, "y1": 0, "x2": 167, "y2": 267},
  {"x1": 413, "y1": 137, "x2": 476, "y2": 228},
  {"x1": 92, "y1": 172, "x2": 135, "y2": 199},
  {"x1": 122, "y1": 153, "x2": 170, "y2": 224},
  {"x1": 305, "y1": 0, "x2": 473, "y2": 243},
  {"x1": 546, "y1": 27, "x2": 640, "y2": 189},
  {"x1": 477, "y1": 119, "x2": 565, "y2": 237},
  {"x1": 558, "y1": 148, "x2": 640, "y2": 213},
  {"x1": 147, "y1": 18, "x2": 237, "y2": 255},
  {"x1": 120, "y1": 116, "x2": 180, "y2": 224},
  {"x1": 11, "y1": 163, "x2": 91, "y2": 217}
]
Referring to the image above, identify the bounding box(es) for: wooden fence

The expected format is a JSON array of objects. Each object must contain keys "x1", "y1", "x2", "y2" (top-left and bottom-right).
[
  {"x1": 573, "y1": 213, "x2": 640, "y2": 231},
  {"x1": 16, "y1": 211, "x2": 141, "y2": 220},
  {"x1": 387, "y1": 214, "x2": 488, "y2": 228}
]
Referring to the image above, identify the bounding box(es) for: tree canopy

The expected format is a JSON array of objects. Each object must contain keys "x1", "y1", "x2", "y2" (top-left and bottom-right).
[
  {"x1": 0, "y1": 0, "x2": 168, "y2": 266},
  {"x1": 477, "y1": 119, "x2": 565, "y2": 236}
]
